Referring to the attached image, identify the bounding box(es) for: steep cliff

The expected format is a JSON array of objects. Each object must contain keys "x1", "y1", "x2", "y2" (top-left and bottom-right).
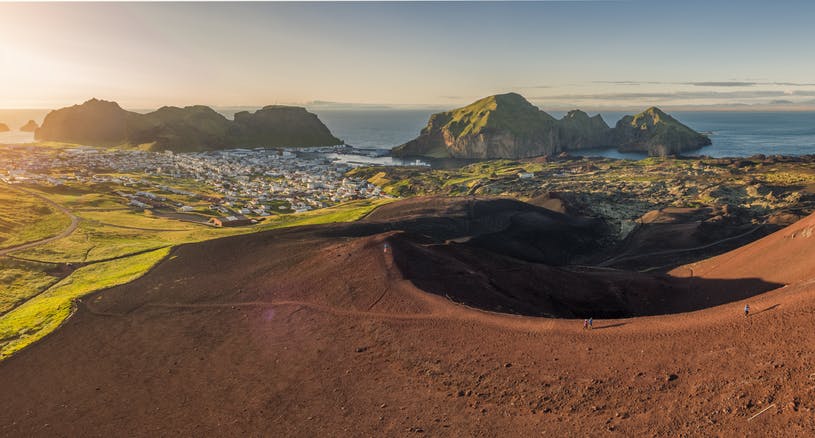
[
  {"x1": 231, "y1": 105, "x2": 342, "y2": 148},
  {"x1": 131, "y1": 106, "x2": 233, "y2": 152},
  {"x1": 393, "y1": 93, "x2": 562, "y2": 159},
  {"x1": 557, "y1": 110, "x2": 613, "y2": 150},
  {"x1": 612, "y1": 107, "x2": 712, "y2": 156},
  {"x1": 394, "y1": 94, "x2": 710, "y2": 158},
  {"x1": 35, "y1": 99, "x2": 342, "y2": 151},
  {"x1": 35, "y1": 99, "x2": 133, "y2": 145}
]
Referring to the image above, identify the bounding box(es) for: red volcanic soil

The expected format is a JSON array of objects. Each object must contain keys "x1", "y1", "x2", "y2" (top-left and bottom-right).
[
  {"x1": 2, "y1": 197, "x2": 815, "y2": 436},
  {"x1": 672, "y1": 211, "x2": 815, "y2": 285}
]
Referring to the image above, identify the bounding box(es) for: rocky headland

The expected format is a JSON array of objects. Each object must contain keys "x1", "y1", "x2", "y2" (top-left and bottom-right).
[
  {"x1": 35, "y1": 98, "x2": 342, "y2": 152},
  {"x1": 393, "y1": 93, "x2": 710, "y2": 158}
]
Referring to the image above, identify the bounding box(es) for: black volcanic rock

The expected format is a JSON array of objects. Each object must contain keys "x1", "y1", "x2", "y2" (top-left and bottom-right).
[
  {"x1": 394, "y1": 93, "x2": 710, "y2": 159},
  {"x1": 19, "y1": 120, "x2": 39, "y2": 132},
  {"x1": 35, "y1": 98, "x2": 341, "y2": 151}
]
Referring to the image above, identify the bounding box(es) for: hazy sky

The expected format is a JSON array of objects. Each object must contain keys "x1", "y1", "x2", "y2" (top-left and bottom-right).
[{"x1": 2, "y1": 1, "x2": 815, "y2": 110}]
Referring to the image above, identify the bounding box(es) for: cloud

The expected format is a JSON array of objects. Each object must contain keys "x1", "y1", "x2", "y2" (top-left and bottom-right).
[
  {"x1": 687, "y1": 81, "x2": 757, "y2": 87},
  {"x1": 773, "y1": 82, "x2": 815, "y2": 86},
  {"x1": 592, "y1": 80, "x2": 815, "y2": 87},
  {"x1": 592, "y1": 81, "x2": 663, "y2": 86},
  {"x1": 517, "y1": 85, "x2": 553, "y2": 89},
  {"x1": 532, "y1": 90, "x2": 792, "y2": 101}
]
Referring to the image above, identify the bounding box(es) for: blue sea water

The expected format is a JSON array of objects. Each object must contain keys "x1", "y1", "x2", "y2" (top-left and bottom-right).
[
  {"x1": 3, "y1": 108, "x2": 815, "y2": 159},
  {"x1": 561, "y1": 111, "x2": 815, "y2": 159}
]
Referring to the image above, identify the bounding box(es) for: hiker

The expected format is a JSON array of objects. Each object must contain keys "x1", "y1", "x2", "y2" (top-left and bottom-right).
[
  {"x1": 583, "y1": 319, "x2": 588, "y2": 330},
  {"x1": 383, "y1": 243, "x2": 390, "y2": 254},
  {"x1": 588, "y1": 317, "x2": 593, "y2": 329},
  {"x1": 744, "y1": 304, "x2": 750, "y2": 317}
]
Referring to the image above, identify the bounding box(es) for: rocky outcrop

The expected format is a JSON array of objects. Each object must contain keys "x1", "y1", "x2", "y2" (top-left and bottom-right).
[
  {"x1": 129, "y1": 105, "x2": 233, "y2": 152},
  {"x1": 612, "y1": 107, "x2": 711, "y2": 156},
  {"x1": 231, "y1": 106, "x2": 341, "y2": 148},
  {"x1": 35, "y1": 98, "x2": 342, "y2": 151},
  {"x1": 557, "y1": 110, "x2": 613, "y2": 151},
  {"x1": 35, "y1": 99, "x2": 132, "y2": 145},
  {"x1": 0, "y1": 123, "x2": 9, "y2": 133},
  {"x1": 19, "y1": 120, "x2": 39, "y2": 132},
  {"x1": 393, "y1": 93, "x2": 563, "y2": 159},
  {"x1": 394, "y1": 93, "x2": 710, "y2": 158}
]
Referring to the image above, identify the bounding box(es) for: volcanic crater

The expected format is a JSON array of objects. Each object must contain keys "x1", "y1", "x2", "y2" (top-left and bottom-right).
[{"x1": 354, "y1": 196, "x2": 782, "y2": 318}]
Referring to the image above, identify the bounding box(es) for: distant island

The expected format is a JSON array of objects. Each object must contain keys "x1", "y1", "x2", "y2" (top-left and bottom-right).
[
  {"x1": 392, "y1": 93, "x2": 711, "y2": 158},
  {"x1": 35, "y1": 98, "x2": 342, "y2": 152},
  {"x1": 0, "y1": 123, "x2": 9, "y2": 133},
  {"x1": 19, "y1": 120, "x2": 39, "y2": 132}
]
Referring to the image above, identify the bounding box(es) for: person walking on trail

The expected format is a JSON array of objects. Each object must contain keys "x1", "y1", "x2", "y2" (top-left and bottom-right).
[
  {"x1": 744, "y1": 304, "x2": 750, "y2": 317},
  {"x1": 583, "y1": 319, "x2": 588, "y2": 330},
  {"x1": 588, "y1": 317, "x2": 593, "y2": 330}
]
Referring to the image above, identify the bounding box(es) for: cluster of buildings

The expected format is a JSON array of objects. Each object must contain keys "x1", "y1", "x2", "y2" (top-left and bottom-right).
[{"x1": 0, "y1": 145, "x2": 389, "y2": 223}]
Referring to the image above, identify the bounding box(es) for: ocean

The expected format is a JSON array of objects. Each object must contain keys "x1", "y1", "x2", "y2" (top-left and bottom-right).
[{"x1": 2, "y1": 108, "x2": 815, "y2": 159}]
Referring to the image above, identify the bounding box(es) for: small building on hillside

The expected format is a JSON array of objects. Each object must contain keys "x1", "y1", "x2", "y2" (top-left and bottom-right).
[
  {"x1": 208, "y1": 215, "x2": 253, "y2": 227},
  {"x1": 518, "y1": 172, "x2": 535, "y2": 179}
]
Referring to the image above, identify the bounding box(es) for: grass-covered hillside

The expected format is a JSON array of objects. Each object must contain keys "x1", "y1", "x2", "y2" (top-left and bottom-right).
[
  {"x1": 393, "y1": 93, "x2": 710, "y2": 158},
  {"x1": 441, "y1": 93, "x2": 557, "y2": 139},
  {"x1": 393, "y1": 93, "x2": 563, "y2": 159}
]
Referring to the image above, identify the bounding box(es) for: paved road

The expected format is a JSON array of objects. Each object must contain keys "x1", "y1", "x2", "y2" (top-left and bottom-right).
[{"x1": 0, "y1": 188, "x2": 79, "y2": 256}]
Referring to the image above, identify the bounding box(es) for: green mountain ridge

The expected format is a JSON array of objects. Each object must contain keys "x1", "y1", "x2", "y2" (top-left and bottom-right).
[
  {"x1": 35, "y1": 99, "x2": 342, "y2": 151},
  {"x1": 393, "y1": 93, "x2": 711, "y2": 158}
]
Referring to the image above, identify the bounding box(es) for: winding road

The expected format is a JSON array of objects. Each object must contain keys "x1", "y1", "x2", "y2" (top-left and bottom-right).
[{"x1": 0, "y1": 187, "x2": 79, "y2": 256}]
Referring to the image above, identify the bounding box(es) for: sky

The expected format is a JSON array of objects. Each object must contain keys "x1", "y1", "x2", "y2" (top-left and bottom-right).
[{"x1": 1, "y1": 1, "x2": 815, "y2": 110}]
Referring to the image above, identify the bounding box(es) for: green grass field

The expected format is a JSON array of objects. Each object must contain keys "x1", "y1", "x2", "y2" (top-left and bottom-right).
[
  {"x1": 0, "y1": 186, "x2": 73, "y2": 250},
  {"x1": 0, "y1": 187, "x2": 392, "y2": 361},
  {"x1": 0, "y1": 258, "x2": 61, "y2": 316},
  {"x1": 0, "y1": 247, "x2": 171, "y2": 359}
]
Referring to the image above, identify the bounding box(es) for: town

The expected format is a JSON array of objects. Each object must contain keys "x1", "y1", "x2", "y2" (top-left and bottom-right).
[{"x1": 0, "y1": 144, "x2": 389, "y2": 226}]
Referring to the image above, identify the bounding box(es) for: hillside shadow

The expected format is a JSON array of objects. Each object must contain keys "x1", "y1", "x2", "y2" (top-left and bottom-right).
[
  {"x1": 388, "y1": 232, "x2": 784, "y2": 319},
  {"x1": 594, "y1": 322, "x2": 627, "y2": 330},
  {"x1": 755, "y1": 303, "x2": 781, "y2": 315},
  {"x1": 301, "y1": 197, "x2": 786, "y2": 319}
]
